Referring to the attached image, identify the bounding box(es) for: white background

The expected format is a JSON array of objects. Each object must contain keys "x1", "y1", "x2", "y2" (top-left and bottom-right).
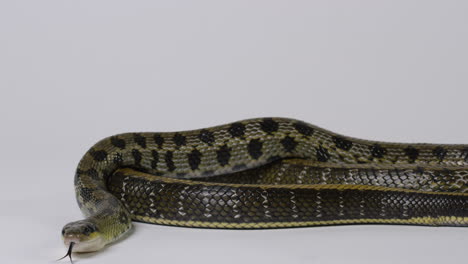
[{"x1": 1, "y1": 1, "x2": 467, "y2": 263}]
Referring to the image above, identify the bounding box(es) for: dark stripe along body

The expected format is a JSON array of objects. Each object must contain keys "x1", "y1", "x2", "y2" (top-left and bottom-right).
[
  {"x1": 108, "y1": 164, "x2": 467, "y2": 227},
  {"x1": 69, "y1": 118, "x2": 468, "y2": 249}
]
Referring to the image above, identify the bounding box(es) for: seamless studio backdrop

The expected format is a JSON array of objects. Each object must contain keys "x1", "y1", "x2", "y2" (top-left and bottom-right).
[{"x1": 1, "y1": 1, "x2": 467, "y2": 264}]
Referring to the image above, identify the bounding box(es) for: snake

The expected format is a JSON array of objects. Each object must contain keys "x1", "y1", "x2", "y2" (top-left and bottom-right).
[{"x1": 60, "y1": 117, "x2": 468, "y2": 259}]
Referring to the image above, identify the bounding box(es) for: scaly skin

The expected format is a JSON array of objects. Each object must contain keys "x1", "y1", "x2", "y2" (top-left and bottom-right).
[{"x1": 61, "y1": 118, "x2": 468, "y2": 253}]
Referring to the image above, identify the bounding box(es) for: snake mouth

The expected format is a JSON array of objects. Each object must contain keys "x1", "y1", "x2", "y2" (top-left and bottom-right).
[{"x1": 63, "y1": 233, "x2": 105, "y2": 253}]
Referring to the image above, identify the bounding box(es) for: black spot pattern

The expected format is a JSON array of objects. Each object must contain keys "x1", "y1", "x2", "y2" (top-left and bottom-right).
[
  {"x1": 462, "y1": 148, "x2": 468, "y2": 161},
  {"x1": 85, "y1": 168, "x2": 100, "y2": 180},
  {"x1": 371, "y1": 144, "x2": 387, "y2": 158},
  {"x1": 260, "y1": 118, "x2": 279, "y2": 134},
  {"x1": 173, "y1": 133, "x2": 186, "y2": 147},
  {"x1": 228, "y1": 122, "x2": 246, "y2": 138},
  {"x1": 247, "y1": 139, "x2": 263, "y2": 159},
  {"x1": 199, "y1": 130, "x2": 215, "y2": 145},
  {"x1": 113, "y1": 153, "x2": 124, "y2": 165},
  {"x1": 90, "y1": 149, "x2": 108, "y2": 161},
  {"x1": 233, "y1": 163, "x2": 247, "y2": 171},
  {"x1": 187, "y1": 149, "x2": 202, "y2": 170},
  {"x1": 404, "y1": 147, "x2": 419, "y2": 162},
  {"x1": 332, "y1": 136, "x2": 353, "y2": 151},
  {"x1": 316, "y1": 146, "x2": 330, "y2": 162},
  {"x1": 216, "y1": 145, "x2": 232, "y2": 166},
  {"x1": 110, "y1": 136, "x2": 126, "y2": 149},
  {"x1": 280, "y1": 136, "x2": 298, "y2": 152},
  {"x1": 132, "y1": 149, "x2": 142, "y2": 166},
  {"x1": 74, "y1": 171, "x2": 81, "y2": 186},
  {"x1": 293, "y1": 121, "x2": 314, "y2": 136},
  {"x1": 267, "y1": 155, "x2": 282, "y2": 163},
  {"x1": 165, "y1": 151, "x2": 175, "y2": 171},
  {"x1": 118, "y1": 211, "x2": 129, "y2": 224},
  {"x1": 415, "y1": 166, "x2": 425, "y2": 174},
  {"x1": 151, "y1": 150, "x2": 159, "y2": 169},
  {"x1": 202, "y1": 170, "x2": 215, "y2": 177},
  {"x1": 133, "y1": 133, "x2": 147, "y2": 148},
  {"x1": 153, "y1": 134, "x2": 165, "y2": 148},
  {"x1": 433, "y1": 147, "x2": 447, "y2": 161}
]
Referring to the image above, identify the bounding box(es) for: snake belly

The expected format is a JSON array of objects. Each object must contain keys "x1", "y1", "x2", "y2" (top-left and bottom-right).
[{"x1": 68, "y1": 118, "x2": 468, "y2": 250}]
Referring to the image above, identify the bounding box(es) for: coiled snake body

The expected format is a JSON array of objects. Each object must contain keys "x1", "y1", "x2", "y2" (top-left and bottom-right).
[{"x1": 61, "y1": 118, "x2": 468, "y2": 254}]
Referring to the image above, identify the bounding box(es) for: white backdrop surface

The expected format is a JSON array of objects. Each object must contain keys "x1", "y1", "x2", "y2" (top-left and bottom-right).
[{"x1": 1, "y1": 1, "x2": 467, "y2": 264}]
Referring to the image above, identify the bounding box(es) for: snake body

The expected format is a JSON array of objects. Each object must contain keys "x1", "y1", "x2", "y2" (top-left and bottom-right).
[{"x1": 61, "y1": 118, "x2": 468, "y2": 253}]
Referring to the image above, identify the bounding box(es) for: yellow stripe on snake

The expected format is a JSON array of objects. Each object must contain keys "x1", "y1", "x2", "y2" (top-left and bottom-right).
[{"x1": 61, "y1": 117, "x2": 468, "y2": 257}]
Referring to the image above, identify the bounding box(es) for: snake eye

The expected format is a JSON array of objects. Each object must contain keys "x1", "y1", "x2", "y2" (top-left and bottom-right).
[{"x1": 83, "y1": 226, "x2": 93, "y2": 235}]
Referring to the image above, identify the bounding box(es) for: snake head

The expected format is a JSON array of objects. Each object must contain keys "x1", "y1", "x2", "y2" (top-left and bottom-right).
[{"x1": 61, "y1": 220, "x2": 105, "y2": 252}]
